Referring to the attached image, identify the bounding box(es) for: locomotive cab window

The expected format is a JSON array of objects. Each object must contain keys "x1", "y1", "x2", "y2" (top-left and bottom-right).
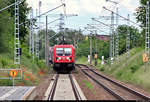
[
  {"x1": 64, "y1": 48, "x2": 72, "y2": 56},
  {"x1": 56, "y1": 47, "x2": 72, "y2": 56},
  {"x1": 56, "y1": 48, "x2": 63, "y2": 56}
]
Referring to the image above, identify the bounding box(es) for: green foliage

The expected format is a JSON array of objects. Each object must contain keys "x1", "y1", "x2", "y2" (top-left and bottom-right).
[
  {"x1": 135, "y1": 0, "x2": 148, "y2": 26},
  {"x1": 83, "y1": 80, "x2": 93, "y2": 89},
  {"x1": 118, "y1": 25, "x2": 141, "y2": 54},
  {"x1": 135, "y1": 0, "x2": 150, "y2": 47},
  {"x1": 0, "y1": 1, "x2": 14, "y2": 53},
  {"x1": 1, "y1": 58, "x2": 8, "y2": 68},
  {"x1": 97, "y1": 47, "x2": 150, "y2": 93},
  {"x1": 38, "y1": 28, "x2": 84, "y2": 59},
  {"x1": 76, "y1": 56, "x2": 88, "y2": 64},
  {"x1": 130, "y1": 65, "x2": 139, "y2": 73},
  {"x1": 8, "y1": 0, "x2": 30, "y2": 43},
  {"x1": 99, "y1": 65, "x2": 105, "y2": 71},
  {"x1": 76, "y1": 36, "x2": 109, "y2": 60}
]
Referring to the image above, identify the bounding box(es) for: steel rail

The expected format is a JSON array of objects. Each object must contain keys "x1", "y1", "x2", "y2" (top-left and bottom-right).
[
  {"x1": 76, "y1": 64, "x2": 125, "y2": 100},
  {"x1": 48, "y1": 74, "x2": 59, "y2": 100},
  {"x1": 77, "y1": 64, "x2": 150, "y2": 100},
  {"x1": 90, "y1": 66, "x2": 150, "y2": 100},
  {"x1": 69, "y1": 74, "x2": 81, "y2": 100}
]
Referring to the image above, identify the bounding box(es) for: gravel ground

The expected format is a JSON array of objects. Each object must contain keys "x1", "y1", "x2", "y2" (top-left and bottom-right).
[
  {"x1": 34, "y1": 69, "x2": 56, "y2": 100},
  {"x1": 33, "y1": 65, "x2": 150, "y2": 100},
  {"x1": 34, "y1": 68, "x2": 117, "y2": 100},
  {"x1": 73, "y1": 68, "x2": 117, "y2": 100}
]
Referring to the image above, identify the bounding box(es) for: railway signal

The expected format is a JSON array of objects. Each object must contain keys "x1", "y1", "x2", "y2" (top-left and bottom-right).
[
  {"x1": 10, "y1": 70, "x2": 17, "y2": 78},
  {"x1": 10, "y1": 70, "x2": 17, "y2": 87},
  {"x1": 85, "y1": 36, "x2": 88, "y2": 40},
  {"x1": 143, "y1": 53, "x2": 149, "y2": 63}
]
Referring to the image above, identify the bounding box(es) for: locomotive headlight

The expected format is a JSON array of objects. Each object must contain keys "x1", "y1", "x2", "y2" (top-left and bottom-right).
[
  {"x1": 66, "y1": 57, "x2": 71, "y2": 61},
  {"x1": 56, "y1": 57, "x2": 61, "y2": 61}
]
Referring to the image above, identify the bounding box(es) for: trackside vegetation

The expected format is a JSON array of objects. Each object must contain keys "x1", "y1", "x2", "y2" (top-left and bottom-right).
[{"x1": 97, "y1": 47, "x2": 150, "y2": 93}]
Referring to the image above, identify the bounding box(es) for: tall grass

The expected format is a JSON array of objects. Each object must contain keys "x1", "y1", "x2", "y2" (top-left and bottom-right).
[
  {"x1": 97, "y1": 47, "x2": 150, "y2": 93},
  {"x1": 0, "y1": 53, "x2": 50, "y2": 86}
]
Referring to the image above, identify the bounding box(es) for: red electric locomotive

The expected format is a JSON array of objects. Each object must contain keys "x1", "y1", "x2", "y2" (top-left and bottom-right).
[{"x1": 49, "y1": 45, "x2": 75, "y2": 71}]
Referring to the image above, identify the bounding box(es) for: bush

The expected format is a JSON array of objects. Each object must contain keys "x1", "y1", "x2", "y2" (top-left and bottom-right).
[
  {"x1": 116, "y1": 71, "x2": 122, "y2": 78},
  {"x1": 130, "y1": 65, "x2": 139, "y2": 73},
  {"x1": 99, "y1": 66, "x2": 105, "y2": 71},
  {"x1": 1, "y1": 58, "x2": 8, "y2": 68}
]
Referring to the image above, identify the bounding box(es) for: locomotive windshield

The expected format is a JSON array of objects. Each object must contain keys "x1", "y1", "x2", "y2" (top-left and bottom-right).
[
  {"x1": 56, "y1": 47, "x2": 72, "y2": 56},
  {"x1": 56, "y1": 48, "x2": 63, "y2": 56},
  {"x1": 64, "y1": 48, "x2": 72, "y2": 56}
]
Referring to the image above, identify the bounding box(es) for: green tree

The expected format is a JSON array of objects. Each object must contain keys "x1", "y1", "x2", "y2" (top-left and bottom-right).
[
  {"x1": 117, "y1": 25, "x2": 141, "y2": 54},
  {"x1": 8, "y1": 0, "x2": 30, "y2": 43},
  {"x1": 0, "y1": 0, "x2": 14, "y2": 53},
  {"x1": 135, "y1": 0, "x2": 149, "y2": 47}
]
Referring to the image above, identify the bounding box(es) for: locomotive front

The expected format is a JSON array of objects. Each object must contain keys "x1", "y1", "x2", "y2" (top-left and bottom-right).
[{"x1": 53, "y1": 45, "x2": 75, "y2": 71}]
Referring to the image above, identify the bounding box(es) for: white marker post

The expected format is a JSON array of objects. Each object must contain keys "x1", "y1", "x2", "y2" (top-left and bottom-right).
[
  {"x1": 88, "y1": 55, "x2": 90, "y2": 63},
  {"x1": 101, "y1": 56, "x2": 104, "y2": 65}
]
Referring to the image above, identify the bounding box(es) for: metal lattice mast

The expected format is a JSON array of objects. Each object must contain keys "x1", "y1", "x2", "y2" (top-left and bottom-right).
[
  {"x1": 90, "y1": 31, "x2": 93, "y2": 65},
  {"x1": 110, "y1": 11, "x2": 115, "y2": 64},
  {"x1": 112, "y1": 12, "x2": 115, "y2": 61},
  {"x1": 145, "y1": 1, "x2": 149, "y2": 60},
  {"x1": 36, "y1": 1, "x2": 41, "y2": 59},
  {"x1": 14, "y1": 0, "x2": 20, "y2": 64},
  {"x1": 126, "y1": 14, "x2": 130, "y2": 60},
  {"x1": 31, "y1": 9, "x2": 34, "y2": 59},
  {"x1": 29, "y1": 8, "x2": 33, "y2": 55},
  {"x1": 115, "y1": 7, "x2": 119, "y2": 62},
  {"x1": 109, "y1": 17, "x2": 112, "y2": 64},
  {"x1": 94, "y1": 30, "x2": 98, "y2": 66},
  {"x1": 59, "y1": 13, "x2": 65, "y2": 42}
]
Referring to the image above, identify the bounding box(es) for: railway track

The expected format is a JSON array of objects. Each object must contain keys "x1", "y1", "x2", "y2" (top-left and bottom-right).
[
  {"x1": 76, "y1": 64, "x2": 150, "y2": 100},
  {"x1": 47, "y1": 74, "x2": 83, "y2": 100}
]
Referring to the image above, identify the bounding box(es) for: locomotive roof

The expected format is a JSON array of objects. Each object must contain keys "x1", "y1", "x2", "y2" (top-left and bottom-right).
[{"x1": 54, "y1": 45, "x2": 74, "y2": 48}]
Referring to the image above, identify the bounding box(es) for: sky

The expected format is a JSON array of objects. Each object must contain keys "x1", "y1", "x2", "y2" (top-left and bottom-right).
[{"x1": 26, "y1": 0, "x2": 140, "y2": 35}]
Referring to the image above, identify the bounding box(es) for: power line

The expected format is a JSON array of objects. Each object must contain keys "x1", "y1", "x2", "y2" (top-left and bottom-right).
[
  {"x1": 19, "y1": 4, "x2": 65, "y2": 26},
  {"x1": 103, "y1": 6, "x2": 140, "y2": 26},
  {"x1": 92, "y1": 18, "x2": 111, "y2": 28},
  {"x1": 0, "y1": 0, "x2": 24, "y2": 12},
  {"x1": 87, "y1": 24, "x2": 109, "y2": 34}
]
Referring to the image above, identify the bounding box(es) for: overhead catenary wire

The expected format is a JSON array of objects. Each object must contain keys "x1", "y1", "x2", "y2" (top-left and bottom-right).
[
  {"x1": 19, "y1": 4, "x2": 65, "y2": 26},
  {"x1": 87, "y1": 24, "x2": 109, "y2": 34},
  {"x1": 92, "y1": 18, "x2": 111, "y2": 28},
  {"x1": 0, "y1": 0, "x2": 24, "y2": 12},
  {"x1": 103, "y1": 6, "x2": 140, "y2": 26}
]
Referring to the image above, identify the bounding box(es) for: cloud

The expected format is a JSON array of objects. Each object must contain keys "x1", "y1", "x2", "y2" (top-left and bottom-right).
[
  {"x1": 80, "y1": 0, "x2": 106, "y2": 14},
  {"x1": 26, "y1": 0, "x2": 140, "y2": 15},
  {"x1": 26, "y1": 0, "x2": 140, "y2": 30},
  {"x1": 120, "y1": 0, "x2": 140, "y2": 13}
]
